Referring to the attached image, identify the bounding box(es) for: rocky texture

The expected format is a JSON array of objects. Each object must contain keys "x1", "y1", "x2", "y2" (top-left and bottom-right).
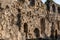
[{"x1": 0, "y1": 0, "x2": 60, "y2": 40}]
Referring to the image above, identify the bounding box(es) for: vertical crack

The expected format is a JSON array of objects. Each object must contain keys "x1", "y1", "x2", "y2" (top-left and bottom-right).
[{"x1": 16, "y1": 8, "x2": 21, "y2": 31}]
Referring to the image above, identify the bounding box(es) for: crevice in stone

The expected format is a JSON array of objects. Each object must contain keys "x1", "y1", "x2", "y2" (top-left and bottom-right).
[
  {"x1": 57, "y1": 21, "x2": 60, "y2": 30},
  {"x1": 24, "y1": 23, "x2": 28, "y2": 33},
  {"x1": 17, "y1": 8, "x2": 21, "y2": 12},
  {"x1": 52, "y1": 4, "x2": 56, "y2": 12},
  {"x1": 55, "y1": 30, "x2": 57, "y2": 40},
  {"x1": 50, "y1": 22, "x2": 55, "y2": 40},
  {"x1": 34, "y1": 28, "x2": 40, "y2": 38},
  {"x1": 16, "y1": 13, "x2": 21, "y2": 31},
  {"x1": 6, "y1": 5, "x2": 9, "y2": 9},
  {"x1": 40, "y1": 18, "x2": 45, "y2": 34},
  {"x1": 45, "y1": 0, "x2": 50, "y2": 11},
  {"x1": 0, "y1": 3, "x2": 3, "y2": 11},
  {"x1": 30, "y1": 0, "x2": 35, "y2": 6},
  {"x1": 58, "y1": 7, "x2": 60, "y2": 13},
  {"x1": 24, "y1": 23, "x2": 28, "y2": 38}
]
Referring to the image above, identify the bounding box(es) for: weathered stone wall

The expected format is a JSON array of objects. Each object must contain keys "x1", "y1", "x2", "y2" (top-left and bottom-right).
[
  {"x1": 0, "y1": 0, "x2": 46, "y2": 40},
  {"x1": 0, "y1": 0, "x2": 60, "y2": 40}
]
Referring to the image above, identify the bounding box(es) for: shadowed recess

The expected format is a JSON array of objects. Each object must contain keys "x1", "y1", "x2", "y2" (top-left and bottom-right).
[{"x1": 34, "y1": 28, "x2": 40, "y2": 38}]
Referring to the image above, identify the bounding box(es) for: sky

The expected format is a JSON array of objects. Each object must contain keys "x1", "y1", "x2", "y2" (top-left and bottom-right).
[{"x1": 42, "y1": 0, "x2": 60, "y2": 5}]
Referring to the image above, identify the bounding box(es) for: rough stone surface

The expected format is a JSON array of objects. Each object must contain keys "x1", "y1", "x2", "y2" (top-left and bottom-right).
[{"x1": 0, "y1": 0, "x2": 60, "y2": 40}]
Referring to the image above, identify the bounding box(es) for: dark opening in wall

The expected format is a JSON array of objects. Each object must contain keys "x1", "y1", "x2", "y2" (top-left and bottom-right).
[
  {"x1": 50, "y1": 22, "x2": 55, "y2": 39},
  {"x1": 17, "y1": 8, "x2": 21, "y2": 12},
  {"x1": 6, "y1": 5, "x2": 9, "y2": 9},
  {"x1": 0, "y1": 3, "x2": 1, "y2": 9},
  {"x1": 0, "y1": 3, "x2": 3, "y2": 10},
  {"x1": 24, "y1": 23, "x2": 28, "y2": 33},
  {"x1": 16, "y1": 13, "x2": 21, "y2": 30},
  {"x1": 24, "y1": 23, "x2": 28, "y2": 38},
  {"x1": 30, "y1": 0, "x2": 35, "y2": 6},
  {"x1": 55, "y1": 30, "x2": 57, "y2": 40},
  {"x1": 58, "y1": 7, "x2": 60, "y2": 13},
  {"x1": 0, "y1": 3, "x2": 1, "y2": 7},
  {"x1": 57, "y1": 21, "x2": 60, "y2": 30},
  {"x1": 52, "y1": 4, "x2": 56, "y2": 12},
  {"x1": 46, "y1": 4, "x2": 50, "y2": 11},
  {"x1": 34, "y1": 28, "x2": 40, "y2": 38},
  {"x1": 45, "y1": 0, "x2": 50, "y2": 11},
  {"x1": 40, "y1": 18, "x2": 45, "y2": 34}
]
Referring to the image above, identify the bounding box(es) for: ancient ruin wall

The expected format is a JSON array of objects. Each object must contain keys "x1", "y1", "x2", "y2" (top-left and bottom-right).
[{"x1": 0, "y1": 0, "x2": 60, "y2": 40}]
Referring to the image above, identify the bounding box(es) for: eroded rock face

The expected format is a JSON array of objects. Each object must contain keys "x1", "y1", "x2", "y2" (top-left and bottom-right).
[
  {"x1": 0, "y1": 0, "x2": 60, "y2": 40},
  {"x1": 0, "y1": 1, "x2": 22, "y2": 40},
  {"x1": 0, "y1": 0, "x2": 46, "y2": 40}
]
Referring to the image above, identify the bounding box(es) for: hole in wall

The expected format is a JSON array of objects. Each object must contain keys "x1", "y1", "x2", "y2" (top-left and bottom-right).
[
  {"x1": 24, "y1": 23, "x2": 28, "y2": 33},
  {"x1": 0, "y1": 3, "x2": 3, "y2": 10},
  {"x1": 52, "y1": 4, "x2": 56, "y2": 12},
  {"x1": 34, "y1": 28, "x2": 40, "y2": 38},
  {"x1": 50, "y1": 22, "x2": 55, "y2": 39},
  {"x1": 30, "y1": 0, "x2": 35, "y2": 6},
  {"x1": 55, "y1": 30, "x2": 57, "y2": 39},
  {"x1": 16, "y1": 13, "x2": 21, "y2": 30},
  {"x1": 6, "y1": 5, "x2": 9, "y2": 9},
  {"x1": 57, "y1": 21, "x2": 60, "y2": 30},
  {"x1": 40, "y1": 18, "x2": 45, "y2": 34},
  {"x1": 17, "y1": 8, "x2": 21, "y2": 12},
  {"x1": 45, "y1": 0, "x2": 50, "y2": 11},
  {"x1": 58, "y1": 7, "x2": 60, "y2": 13}
]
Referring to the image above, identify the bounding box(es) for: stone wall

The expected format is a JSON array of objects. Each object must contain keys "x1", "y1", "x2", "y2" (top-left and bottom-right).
[{"x1": 0, "y1": 0, "x2": 60, "y2": 40}]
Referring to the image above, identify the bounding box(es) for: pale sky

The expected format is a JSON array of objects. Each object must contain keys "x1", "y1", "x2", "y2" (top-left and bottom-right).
[{"x1": 42, "y1": 0, "x2": 60, "y2": 5}]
